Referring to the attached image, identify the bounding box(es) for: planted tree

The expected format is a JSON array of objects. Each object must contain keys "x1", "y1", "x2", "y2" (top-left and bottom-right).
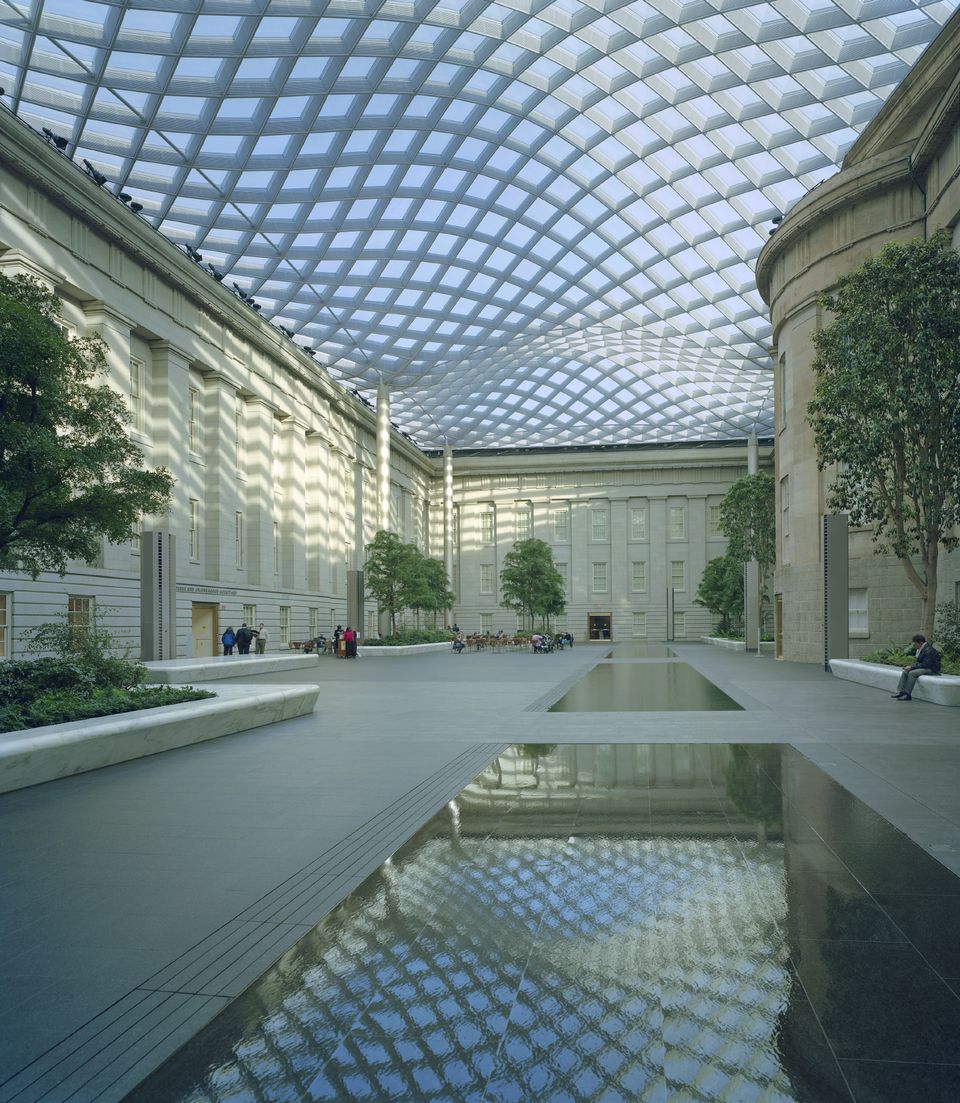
[
  {"x1": 719, "y1": 472, "x2": 776, "y2": 578},
  {"x1": 808, "y1": 231, "x2": 960, "y2": 639},
  {"x1": 363, "y1": 530, "x2": 420, "y2": 636},
  {"x1": 0, "y1": 274, "x2": 173, "y2": 576},
  {"x1": 405, "y1": 554, "x2": 454, "y2": 628},
  {"x1": 695, "y1": 554, "x2": 744, "y2": 635},
  {"x1": 499, "y1": 538, "x2": 565, "y2": 629}
]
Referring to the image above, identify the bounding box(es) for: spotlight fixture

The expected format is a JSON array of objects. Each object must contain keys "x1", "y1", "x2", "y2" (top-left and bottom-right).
[
  {"x1": 128, "y1": 202, "x2": 143, "y2": 213},
  {"x1": 184, "y1": 244, "x2": 203, "y2": 262},
  {"x1": 278, "y1": 325, "x2": 294, "y2": 338},
  {"x1": 42, "y1": 127, "x2": 68, "y2": 150},
  {"x1": 205, "y1": 263, "x2": 225, "y2": 281},
  {"x1": 772, "y1": 215, "x2": 783, "y2": 224},
  {"x1": 82, "y1": 159, "x2": 107, "y2": 186},
  {"x1": 118, "y1": 192, "x2": 132, "y2": 202},
  {"x1": 249, "y1": 302, "x2": 262, "y2": 311}
]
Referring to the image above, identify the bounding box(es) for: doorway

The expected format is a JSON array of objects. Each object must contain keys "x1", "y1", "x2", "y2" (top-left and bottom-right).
[
  {"x1": 192, "y1": 603, "x2": 219, "y2": 658},
  {"x1": 588, "y1": 614, "x2": 612, "y2": 641}
]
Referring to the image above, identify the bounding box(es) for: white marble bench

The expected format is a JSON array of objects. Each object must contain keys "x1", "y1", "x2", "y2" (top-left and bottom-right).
[{"x1": 829, "y1": 658, "x2": 960, "y2": 706}]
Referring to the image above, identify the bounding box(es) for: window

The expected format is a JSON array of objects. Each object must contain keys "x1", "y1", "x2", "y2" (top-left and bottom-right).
[
  {"x1": 669, "y1": 506, "x2": 686, "y2": 540},
  {"x1": 189, "y1": 499, "x2": 200, "y2": 560},
  {"x1": 279, "y1": 606, "x2": 290, "y2": 645},
  {"x1": 709, "y1": 505, "x2": 723, "y2": 538},
  {"x1": 479, "y1": 563, "x2": 494, "y2": 595},
  {"x1": 67, "y1": 595, "x2": 95, "y2": 631},
  {"x1": 0, "y1": 593, "x2": 9, "y2": 659},
  {"x1": 330, "y1": 607, "x2": 336, "y2": 631},
  {"x1": 273, "y1": 521, "x2": 280, "y2": 573},
  {"x1": 367, "y1": 610, "x2": 377, "y2": 637},
  {"x1": 188, "y1": 386, "x2": 203, "y2": 455},
  {"x1": 630, "y1": 506, "x2": 647, "y2": 541},
  {"x1": 235, "y1": 512, "x2": 244, "y2": 568},
  {"x1": 591, "y1": 509, "x2": 608, "y2": 541},
  {"x1": 129, "y1": 357, "x2": 145, "y2": 434},
  {"x1": 516, "y1": 503, "x2": 532, "y2": 541},
  {"x1": 555, "y1": 561, "x2": 568, "y2": 594},
  {"x1": 480, "y1": 613, "x2": 492, "y2": 634},
  {"x1": 480, "y1": 509, "x2": 494, "y2": 544},
  {"x1": 235, "y1": 399, "x2": 244, "y2": 475},
  {"x1": 309, "y1": 607, "x2": 319, "y2": 637},
  {"x1": 243, "y1": 603, "x2": 256, "y2": 628},
  {"x1": 670, "y1": 561, "x2": 686, "y2": 591},
  {"x1": 674, "y1": 611, "x2": 686, "y2": 638},
  {"x1": 849, "y1": 589, "x2": 869, "y2": 636},
  {"x1": 553, "y1": 507, "x2": 569, "y2": 542},
  {"x1": 592, "y1": 561, "x2": 607, "y2": 592},
  {"x1": 778, "y1": 353, "x2": 788, "y2": 428},
  {"x1": 631, "y1": 561, "x2": 647, "y2": 593},
  {"x1": 632, "y1": 612, "x2": 646, "y2": 638}
]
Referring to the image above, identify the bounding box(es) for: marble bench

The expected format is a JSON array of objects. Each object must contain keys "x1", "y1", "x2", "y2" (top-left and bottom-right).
[{"x1": 829, "y1": 658, "x2": 960, "y2": 706}]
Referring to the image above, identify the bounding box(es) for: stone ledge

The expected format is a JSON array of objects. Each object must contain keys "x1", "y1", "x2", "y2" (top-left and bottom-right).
[
  {"x1": 0, "y1": 683, "x2": 320, "y2": 794},
  {"x1": 702, "y1": 637, "x2": 776, "y2": 653},
  {"x1": 829, "y1": 659, "x2": 960, "y2": 706},
  {"x1": 143, "y1": 652, "x2": 320, "y2": 683},
  {"x1": 356, "y1": 642, "x2": 454, "y2": 657}
]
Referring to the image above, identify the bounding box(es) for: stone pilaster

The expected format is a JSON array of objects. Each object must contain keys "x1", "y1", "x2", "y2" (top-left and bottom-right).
[{"x1": 279, "y1": 418, "x2": 308, "y2": 591}]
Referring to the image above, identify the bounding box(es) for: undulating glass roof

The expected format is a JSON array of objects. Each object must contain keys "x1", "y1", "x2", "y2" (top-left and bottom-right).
[{"x1": 1, "y1": 0, "x2": 954, "y2": 448}]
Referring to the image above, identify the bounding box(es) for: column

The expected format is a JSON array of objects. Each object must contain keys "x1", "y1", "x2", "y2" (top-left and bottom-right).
[
  {"x1": 202, "y1": 373, "x2": 243, "y2": 581},
  {"x1": 279, "y1": 418, "x2": 308, "y2": 591},
  {"x1": 376, "y1": 383, "x2": 391, "y2": 533},
  {"x1": 443, "y1": 446, "x2": 455, "y2": 624},
  {"x1": 149, "y1": 340, "x2": 191, "y2": 546},
  {"x1": 244, "y1": 398, "x2": 277, "y2": 587}
]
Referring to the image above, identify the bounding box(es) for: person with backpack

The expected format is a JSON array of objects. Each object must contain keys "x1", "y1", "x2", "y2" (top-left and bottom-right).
[
  {"x1": 235, "y1": 623, "x2": 253, "y2": 655},
  {"x1": 221, "y1": 626, "x2": 236, "y2": 656},
  {"x1": 892, "y1": 633, "x2": 941, "y2": 700}
]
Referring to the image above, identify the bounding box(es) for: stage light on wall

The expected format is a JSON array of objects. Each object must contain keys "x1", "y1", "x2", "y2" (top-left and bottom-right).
[
  {"x1": 82, "y1": 159, "x2": 106, "y2": 186},
  {"x1": 42, "y1": 127, "x2": 68, "y2": 150}
]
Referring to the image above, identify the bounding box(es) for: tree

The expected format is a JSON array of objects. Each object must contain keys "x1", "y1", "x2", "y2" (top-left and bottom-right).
[
  {"x1": 404, "y1": 554, "x2": 454, "y2": 628},
  {"x1": 695, "y1": 554, "x2": 744, "y2": 634},
  {"x1": 808, "y1": 231, "x2": 960, "y2": 639},
  {"x1": 719, "y1": 472, "x2": 776, "y2": 574},
  {"x1": 0, "y1": 274, "x2": 173, "y2": 576},
  {"x1": 363, "y1": 530, "x2": 420, "y2": 636},
  {"x1": 499, "y1": 538, "x2": 565, "y2": 629}
]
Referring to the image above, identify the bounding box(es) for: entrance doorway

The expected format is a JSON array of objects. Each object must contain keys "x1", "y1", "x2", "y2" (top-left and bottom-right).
[
  {"x1": 588, "y1": 614, "x2": 612, "y2": 641},
  {"x1": 192, "y1": 603, "x2": 219, "y2": 658}
]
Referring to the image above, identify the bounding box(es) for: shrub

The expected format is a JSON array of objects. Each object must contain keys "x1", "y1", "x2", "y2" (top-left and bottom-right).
[
  {"x1": 862, "y1": 642, "x2": 960, "y2": 676},
  {"x1": 364, "y1": 628, "x2": 454, "y2": 646},
  {"x1": 0, "y1": 685, "x2": 215, "y2": 733},
  {"x1": 936, "y1": 601, "x2": 960, "y2": 662},
  {"x1": 24, "y1": 618, "x2": 146, "y2": 687}
]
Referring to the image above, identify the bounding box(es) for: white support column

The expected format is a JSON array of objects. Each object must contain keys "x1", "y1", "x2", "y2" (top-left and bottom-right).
[
  {"x1": 376, "y1": 384, "x2": 391, "y2": 533},
  {"x1": 279, "y1": 418, "x2": 308, "y2": 591},
  {"x1": 202, "y1": 373, "x2": 243, "y2": 581},
  {"x1": 443, "y1": 446, "x2": 454, "y2": 624},
  {"x1": 244, "y1": 398, "x2": 277, "y2": 587},
  {"x1": 149, "y1": 341, "x2": 191, "y2": 541}
]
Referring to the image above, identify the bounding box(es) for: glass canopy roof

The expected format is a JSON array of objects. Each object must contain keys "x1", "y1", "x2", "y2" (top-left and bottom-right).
[{"x1": 1, "y1": 0, "x2": 954, "y2": 449}]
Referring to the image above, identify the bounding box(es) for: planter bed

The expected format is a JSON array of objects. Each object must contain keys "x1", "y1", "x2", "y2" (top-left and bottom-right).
[
  {"x1": 357, "y1": 642, "x2": 454, "y2": 657},
  {"x1": 143, "y1": 652, "x2": 320, "y2": 684},
  {"x1": 829, "y1": 659, "x2": 960, "y2": 706},
  {"x1": 702, "y1": 636, "x2": 775, "y2": 653}
]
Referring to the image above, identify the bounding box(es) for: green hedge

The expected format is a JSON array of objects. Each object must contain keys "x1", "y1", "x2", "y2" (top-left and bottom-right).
[
  {"x1": 363, "y1": 628, "x2": 454, "y2": 646},
  {"x1": 862, "y1": 645, "x2": 960, "y2": 676},
  {"x1": 0, "y1": 685, "x2": 215, "y2": 733}
]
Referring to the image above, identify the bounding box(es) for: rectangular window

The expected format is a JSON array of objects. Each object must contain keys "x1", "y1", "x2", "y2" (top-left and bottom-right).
[
  {"x1": 631, "y1": 561, "x2": 647, "y2": 593},
  {"x1": 480, "y1": 510, "x2": 494, "y2": 544},
  {"x1": 330, "y1": 607, "x2": 336, "y2": 632},
  {"x1": 592, "y1": 561, "x2": 607, "y2": 592},
  {"x1": 555, "y1": 561, "x2": 568, "y2": 594},
  {"x1": 553, "y1": 507, "x2": 569, "y2": 542},
  {"x1": 778, "y1": 353, "x2": 788, "y2": 429},
  {"x1": 632, "y1": 612, "x2": 647, "y2": 638},
  {"x1": 309, "y1": 607, "x2": 319, "y2": 638},
  {"x1": 243, "y1": 603, "x2": 256, "y2": 629},
  {"x1": 630, "y1": 506, "x2": 647, "y2": 541},
  {"x1": 235, "y1": 399, "x2": 244, "y2": 475},
  {"x1": 708, "y1": 505, "x2": 723, "y2": 538},
  {"x1": 129, "y1": 357, "x2": 144, "y2": 434},
  {"x1": 479, "y1": 563, "x2": 494, "y2": 595},
  {"x1": 235, "y1": 512, "x2": 244, "y2": 568},
  {"x1": 279, "y1": 606, "x2": 290, "y2": 645},
  {"x1": 849, "y1": 588, "x2": 869, "y2": 636},
  {"x1": 0, "y1": 593, "x2": 9, "y2": 659},
  {"x1": 591, "y1": 509, "x2": 608, "y2": 541},
  {"x1": 273, "y1": 521, "x2": 280, "y2": 574},
  {"x1": 480, "y1": 613, "x2": 492, "y2": 634},
  {"x1": 670, "y1": 560, "x2": 686, "y2": 591},
  {"x1": 188, "y1": 386, "x2": 203, "y2": 455},
  {"x1": 67, "y1": 595, "x2": 95, "y2": 631},
  {"x1": 516, "y1": 504, "x2": 532, "y2": 541},
  {"x1": 674, "y1": 611, "x2": 686, "y2": 638},
  {"x1": 669, "y1": 506, "x2": 686, "y2": 540},
  {"x1": 189, "y1": 499, "x2": 200, "y2": 560}
]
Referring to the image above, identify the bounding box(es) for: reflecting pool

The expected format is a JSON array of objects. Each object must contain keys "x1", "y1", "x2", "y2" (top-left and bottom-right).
[
  {"x1": 548, "y1": 661, "x2": 742, "y2": 711},
  {"x1": 127, "y1": 745, "x2": 960, "y2": 1103}
]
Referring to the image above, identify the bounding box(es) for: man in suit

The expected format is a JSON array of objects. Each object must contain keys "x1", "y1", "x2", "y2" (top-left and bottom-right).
[{"x1": 892, "y1": 633, "x2": 941, "y2": 700}]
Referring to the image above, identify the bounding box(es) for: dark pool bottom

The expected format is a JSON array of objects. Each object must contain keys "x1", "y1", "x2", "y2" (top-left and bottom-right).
[
  {"x1": 549, "y1": 658, "x2": 742, "y2": 711},
  {"x1": 126, "y1": 745, "x2": 960, "y2": 1103}
]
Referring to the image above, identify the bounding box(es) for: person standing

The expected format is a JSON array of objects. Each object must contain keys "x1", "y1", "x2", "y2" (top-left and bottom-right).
[
  {"x1": 333, "y1": 624, "x2": 343, "y2": 657},
  {"x1": 254, "y1": 622, "x2": 268, "y2": 655},
  {"x1": 344, "y1": 625, "x2": 357, "y2": 658},
  {"x1": 221, "y1": 627, "x2": 235, "y2": 656},
  {"x1": 892, "y1": 633, "x2": 941, "y2": 700},
  {"x1": 235, "y1": 623, "x2": 253, "y2": 655}
]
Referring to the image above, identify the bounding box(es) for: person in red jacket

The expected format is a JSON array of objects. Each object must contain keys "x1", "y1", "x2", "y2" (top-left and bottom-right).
[{"x1": 344, "y1": 626, "x2": 357, "y2": 658}]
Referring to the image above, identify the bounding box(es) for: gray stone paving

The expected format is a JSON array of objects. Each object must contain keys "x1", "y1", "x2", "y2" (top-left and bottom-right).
[{"x1": 1, "y1": 641, "x2": 958, "y2": 1102}]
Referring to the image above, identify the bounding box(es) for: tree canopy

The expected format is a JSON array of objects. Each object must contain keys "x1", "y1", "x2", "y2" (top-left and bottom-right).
[
  {"x1": 0, "y1": 274, "x2": 173, "y2": 577},
  {"x1": 808, "y1": 231, "x2": 960, "y2": 638},
  {"x1": 363, "y1": 529, "x2": 452, "y2": 635},
  {"x1": 499, "y1": 538, "x2": 565, "y2": 628},
  {"x1": 695, "y1": 554, "x2": 744, "y2": 634},
  {"x1": 719, "y1": 472, "x2": 775, "y2": 571}
]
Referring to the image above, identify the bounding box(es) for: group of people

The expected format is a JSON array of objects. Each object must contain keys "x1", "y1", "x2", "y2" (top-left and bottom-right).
[
  {"x1": 221, "y1": 622, "x2": 268, "y2": 656},
  {"x1": 531, "y1": 632, "x2": 574, "y2": 653},
  {"x1": 332, "y1": 624, "x2": 358, "y2": 658}
]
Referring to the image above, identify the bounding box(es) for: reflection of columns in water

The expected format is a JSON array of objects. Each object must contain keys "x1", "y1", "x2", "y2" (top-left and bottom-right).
[
  {"x1": 376, "y1": 384, "x2": 391, "y2": 533},
  {"x1": 443, "y1": 445, "x2": 454, "y2": 620},
  {"x1": 446, "y1": 799, "x2": 466, "y2": 855},
  {"x1": 381, "y1": 855, "x2": 401, "y2": 920}
]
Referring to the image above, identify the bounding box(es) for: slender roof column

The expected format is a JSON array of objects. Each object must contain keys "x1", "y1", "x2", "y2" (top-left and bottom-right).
[
  {"x1": 443, "y1": 446, "x2": 455, "y2": 623},
  {"x1": 376, "y1": 384, "x2": 391, "y2": 533}
]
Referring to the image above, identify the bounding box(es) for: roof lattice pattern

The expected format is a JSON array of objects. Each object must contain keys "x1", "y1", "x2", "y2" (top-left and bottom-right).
[{"x1": 1, "y1": 0, "x2": 955, "y2": 447}]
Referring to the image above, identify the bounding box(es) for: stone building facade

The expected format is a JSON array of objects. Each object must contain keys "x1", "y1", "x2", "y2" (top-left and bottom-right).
[{"x1": 756, "y1": 15, "x2": 960, "y2": 664}]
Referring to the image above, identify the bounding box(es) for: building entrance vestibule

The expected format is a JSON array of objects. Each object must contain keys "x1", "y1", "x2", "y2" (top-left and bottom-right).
[
  {"x1": 588, "y1": 614, "x2": 612, "y2": 640},
  {"x1": 191, "y1": 603, "x2": 219, "y2": 658}
]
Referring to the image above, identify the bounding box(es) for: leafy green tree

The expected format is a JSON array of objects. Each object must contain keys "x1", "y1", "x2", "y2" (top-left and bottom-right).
[
  {"x1": 0, "y1": 274, "x2": 174, "y2": 577},
  {"x1": 809, "y1": 232, "x2": 960, "y2": 639},
  {"x1": 363, "y1": 530, "x2": 421, "y2": 636},
  {"x1": 499, "y1": 538, "x2": 565, "y2": 629},
  {"x1": 695, "y1": 555, "x2": 744, "y2": 634},
  {"x1": 719, "y1": 472, "x2": 776, "y2": 573},
  {"x1": 404, "y1": 554, "x2": 454, "y2": 629}
]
